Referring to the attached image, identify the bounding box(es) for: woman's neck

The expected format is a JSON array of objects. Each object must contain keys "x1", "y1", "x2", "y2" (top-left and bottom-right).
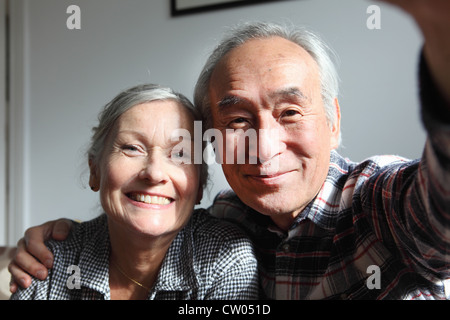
[{"x1": 107, "y1": 220, "x2": 176, "y2": 300}]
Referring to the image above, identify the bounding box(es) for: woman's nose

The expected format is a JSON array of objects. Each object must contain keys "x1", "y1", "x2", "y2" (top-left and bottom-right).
[{"x1": 138, "y1": 153, "x2": 169, "y2": 184}]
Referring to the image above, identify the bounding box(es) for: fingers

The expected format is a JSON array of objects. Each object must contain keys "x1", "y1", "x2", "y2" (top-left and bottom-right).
[
  {"x1": 51, "y1": 219, "x2": 73, "y2": 241},
  {"x1": 8, "y1": 218, "x2": 73, "y2": 290},
  {"x1": 8, "y1": 260, "x2": 34, "y2": 292},
  {"x1": 9, "y1": 279, "x2": 18, "y2": 294},
  {"x1": 8, "y1": 239, "x2": 48, "y2": 291},
  {"x1": 22, "y1": 218, "x2": 72, "y2": 268},
  {"x1": 23, "y1": 223, "x2": 56, "y2": 269}
]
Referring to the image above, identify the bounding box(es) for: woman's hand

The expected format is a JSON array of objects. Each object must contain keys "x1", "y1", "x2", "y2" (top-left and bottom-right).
[{"x1": 8, "y1": 219, "x2": 73, "y2": 293}]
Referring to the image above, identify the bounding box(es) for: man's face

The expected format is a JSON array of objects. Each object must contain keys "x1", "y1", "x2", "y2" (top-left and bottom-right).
[{"x1": 208, "y1": 37, "x2": 340, "y2": 230}]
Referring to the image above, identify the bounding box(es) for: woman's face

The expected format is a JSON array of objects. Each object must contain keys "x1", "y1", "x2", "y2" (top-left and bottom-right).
[{"x1": 90, "y1": 101, "x2": 201, "y2": 239}]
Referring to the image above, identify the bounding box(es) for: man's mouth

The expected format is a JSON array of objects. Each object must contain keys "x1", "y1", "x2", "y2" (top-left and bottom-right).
[
  {"x1": 245, "y1": 169, "x2": 295, "y2": 184},
  {"x1": 127, "y1": 193, "x2": 173, "y2": 205},
  {"x1": 248, "y1": 172, "x2": 286, "y2": 179}
]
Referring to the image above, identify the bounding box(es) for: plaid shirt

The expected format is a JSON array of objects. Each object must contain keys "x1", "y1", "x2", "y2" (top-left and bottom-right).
[
  {"x1": 10, "y1": 211, "x2": 259, "y2": 300},
  {"x1": 209, "y1": 55, "x2": 450, "y2": 300}
]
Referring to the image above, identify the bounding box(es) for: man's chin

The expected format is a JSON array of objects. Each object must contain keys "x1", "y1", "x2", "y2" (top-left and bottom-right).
[
  {"x1": 240, "y1": 193, "x2": 307, "y2": 228},
  {"x1": 243, "y1": 195, "x2": 296, "y2": 215}
]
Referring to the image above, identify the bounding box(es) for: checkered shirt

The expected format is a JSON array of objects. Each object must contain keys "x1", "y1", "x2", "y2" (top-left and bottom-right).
[
  {"x1": 209, "y1": 55, "x2": 450, "y2": 300},
  {"x1": 10, "y1": 210, "x2": 260, "y2": 300}
]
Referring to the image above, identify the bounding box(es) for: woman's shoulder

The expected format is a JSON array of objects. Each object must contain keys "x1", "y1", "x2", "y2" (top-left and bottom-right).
[
  {"x1": 46, "y1": 214, "x2": 108, "y2": 253},
  {"x1": 185, "y1": 209, "x2": 258, "y2": 296}
]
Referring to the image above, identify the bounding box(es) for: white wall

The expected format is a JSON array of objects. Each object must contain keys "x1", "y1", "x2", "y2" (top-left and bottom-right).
[
  {"x1": 5, "y1": 0, "x2": 424, "y2": 244},
  {"x1": 0, "y1": 0, "x2": 6, "y2": 245}
]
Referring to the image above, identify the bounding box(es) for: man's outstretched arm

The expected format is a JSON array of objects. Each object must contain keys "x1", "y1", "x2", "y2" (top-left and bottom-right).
[
  {"x1": 380, "y1": 0, "x2": 450, "y2": 104},
  {"x1": 8, "y1": 219, "x2": 72, "y2": 293}
]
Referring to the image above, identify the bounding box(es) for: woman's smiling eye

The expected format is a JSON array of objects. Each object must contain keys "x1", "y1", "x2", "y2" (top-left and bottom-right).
[
  {"x1": 123, "y1": 145, "x2": 138, "y2": 151},
  {"x1": 173, "y1": 149, "x2": 184, "y2": 158},
  {"x1": 171, "y1": 147, "x2": 192, "y2": 164},
  {"x1": 121, "y1": 144, "x2": 143, "y2": 155}
]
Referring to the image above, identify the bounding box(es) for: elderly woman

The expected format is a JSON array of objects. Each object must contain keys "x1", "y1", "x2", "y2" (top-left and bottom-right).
[{"x1": 10, "y1": 84, "x2": 259, "y2": 300}]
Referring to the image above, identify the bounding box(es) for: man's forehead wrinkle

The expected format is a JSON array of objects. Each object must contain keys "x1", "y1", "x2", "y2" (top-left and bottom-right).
[
  {"x1": 270, "y1": 87, "x2": 308, "y2": 101},
  {"x1": 217, "y1": 95, "x2": 246, "y2": 108}
]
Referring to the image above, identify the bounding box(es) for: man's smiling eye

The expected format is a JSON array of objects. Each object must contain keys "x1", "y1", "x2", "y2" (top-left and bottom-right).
[
  {"x1": 280, "y1": 109, "x2": 303, "y2": 123},
  {"x1": 283, "y1": 109, "x2": 300, "y2": 117},
  {"x1": 228, "y1": 117, "x2": 250, "y2": 129}
]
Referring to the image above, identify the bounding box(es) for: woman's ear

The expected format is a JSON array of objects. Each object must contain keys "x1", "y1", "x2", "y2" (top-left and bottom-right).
[
  {"x1": 195, "y1": 189, "x2": 203, "y2": 204},
  {"x1": 195, "y1": 185, "x2": 203, "y2": 205},
  {"x1": 88, "y1": 158, "x2": 100, "y2": 192}
]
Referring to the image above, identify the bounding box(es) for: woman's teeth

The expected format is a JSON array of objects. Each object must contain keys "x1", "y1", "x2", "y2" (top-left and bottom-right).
[{"x1": 130, "y1": 193, "x2": 171, "y2": 205}]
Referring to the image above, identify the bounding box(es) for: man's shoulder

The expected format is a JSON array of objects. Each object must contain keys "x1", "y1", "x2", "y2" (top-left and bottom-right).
[
  {"x1": 207, "y1": 189, "x2": 255, "y2": 223},
  {"x1": 210, "y1": 189, "x2": 244, "y2": 210},
  {"x1": 207, "y1": 190, "x2": 272, "y2": 237},
  {"x1": 190, "y1": 208, "x2": 250, "y2": 243},
  {"x1": 347, "y1": 154, "x2": 419, "y2": 189},
  {"x1": 332, "y1": 151, "x2": 418, "y2": 187}
]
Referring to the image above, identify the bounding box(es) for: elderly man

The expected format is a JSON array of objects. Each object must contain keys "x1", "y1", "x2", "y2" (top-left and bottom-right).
[{"x1": 9, "y1": 0, "x2": 450, "y2": 299}]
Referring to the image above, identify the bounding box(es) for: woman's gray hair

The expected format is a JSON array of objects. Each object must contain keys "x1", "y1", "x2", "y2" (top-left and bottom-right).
[
  {"x1": 88, "y1": 84, "x2": 208, "y2": 189},
  {"x1": 194, "y1": 21, "x2": 341, "y2": 145}
]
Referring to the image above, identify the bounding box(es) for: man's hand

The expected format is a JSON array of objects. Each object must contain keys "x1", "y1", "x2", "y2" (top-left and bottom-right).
[
  {"x1": 8, "y1": 219, "x2": 72, "y2": 293},
  {"x1": 378, "y1": 0, "x2": 450, "y2": 103}
]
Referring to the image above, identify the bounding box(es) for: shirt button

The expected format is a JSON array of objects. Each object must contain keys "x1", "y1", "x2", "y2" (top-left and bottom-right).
[{"x1": 282, "y1": 243, "x2": 290, "y2": 253}]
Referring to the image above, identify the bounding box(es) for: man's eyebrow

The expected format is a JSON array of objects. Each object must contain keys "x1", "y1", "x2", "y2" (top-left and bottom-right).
[
  {"x1": 216, "y1": 95, "x2": 247, "y2": 109},
  {"x1": 216, "y1": 87, "x2": 308, "y2": 109},
  {"x1": 270, "y1": 87, "x2": 308, "y2": 102}
]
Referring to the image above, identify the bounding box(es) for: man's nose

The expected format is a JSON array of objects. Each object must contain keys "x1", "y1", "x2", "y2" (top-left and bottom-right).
[{"x1": 249, "y1": 119, "x2": 285, "y2": 164}]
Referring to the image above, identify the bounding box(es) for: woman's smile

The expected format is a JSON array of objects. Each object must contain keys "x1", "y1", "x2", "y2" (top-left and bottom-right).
[{"x1": 127, "y1": 192, "x2": 173, "y2": 205}]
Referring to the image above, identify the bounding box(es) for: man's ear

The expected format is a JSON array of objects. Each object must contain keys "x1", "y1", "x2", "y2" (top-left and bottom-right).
[
  {"x1": 88, "y1": 158, "x2": 100, "y2": 192},
  {"x1": 330, "y1": 98, "x2": 341, "y2": 150}
]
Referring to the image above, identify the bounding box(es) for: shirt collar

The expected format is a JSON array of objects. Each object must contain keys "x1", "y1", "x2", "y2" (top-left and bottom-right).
[
  {"x1": 76, "y1": 214, "x2": 199, "y2": 299},
  {"x1": 301, "y1": 150, "x2": 350, "y2": 230},
  {"x1": 151, "y1": 217, "x2": 199, "y2": 295},
  {"x1": 77, "y1": 215, "x2": 111, "y2": 298}
]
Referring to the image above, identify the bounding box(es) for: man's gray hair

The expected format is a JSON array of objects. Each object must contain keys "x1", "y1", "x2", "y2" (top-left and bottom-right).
[
  {"x1": 88, "y1": 84, "x2": 208, "y2": 188},
  {"x1": 194, "y1": 21, "x2": 341, "y2": 144}
]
